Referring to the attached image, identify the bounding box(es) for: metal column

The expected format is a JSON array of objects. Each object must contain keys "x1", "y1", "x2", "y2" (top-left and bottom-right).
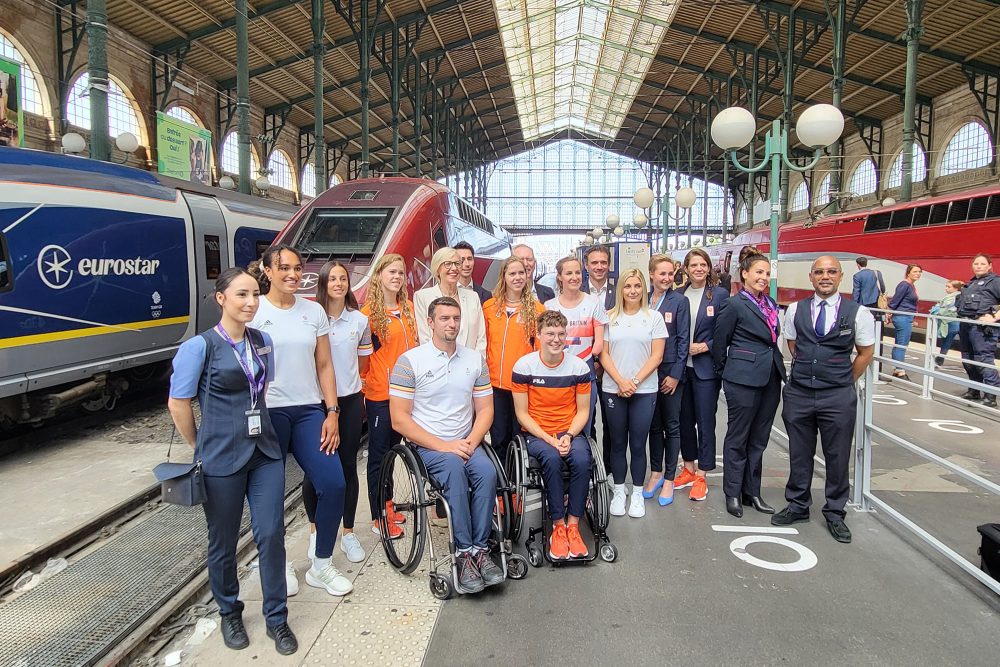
[
  {"x1": 828, "y1": 0, "x2": 847, "y2": 213},
  {"x1": 900, "y1": 0, "x2": 927, "y2": 202},
  {"x1": 313, "y1": 0, "x2": 327, "y2": 189},
  {"x1": 236, "y1": 0, "x2": 252, "y2": 194},
  {"x1": 360, "y1": 0, "x2": 371, "y2": 178},
  {"x1": 86, "y1": 0, "x2": 110, "y2": 161}
]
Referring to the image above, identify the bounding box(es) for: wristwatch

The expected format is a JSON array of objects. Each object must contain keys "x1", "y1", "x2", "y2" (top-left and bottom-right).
[
  {"x1": 326, "y1": 405, "x2": 340, "y2": 415},
  {"x1": 631, "y1": 376, "x2": 641, "y2": 386}
]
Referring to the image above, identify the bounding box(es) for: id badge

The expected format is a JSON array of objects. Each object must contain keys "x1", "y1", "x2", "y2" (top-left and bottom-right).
[
  {"x1": 707, "y1": 306, "x2": 715, "y2": 317},
  {"x1": 664, "y1": 312, "x2": 673, "y2": 324},
  {"x1": 246, "y1": 409, "x2": 262, "y2": 438}
]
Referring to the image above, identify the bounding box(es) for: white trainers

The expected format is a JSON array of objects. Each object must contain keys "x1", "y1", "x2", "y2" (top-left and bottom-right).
[
  {"x1": 307, "y1": 531, "x2": 317, "y2": 561},
  {"x1": 305, "y1": 563, "x2": 353, "y2": 596},
  {"x1": 340, "y1": 532, "x2": 366, "y2": 563},
  {"x1": 285, "y1": 562, "x2": 299, "y2": 596},
  {"x1": 628, "y1": 488, "x2": 646, "y2": 518},
  {"x1": 609, "y1": 485, "x2": 627, "y2": 516}
]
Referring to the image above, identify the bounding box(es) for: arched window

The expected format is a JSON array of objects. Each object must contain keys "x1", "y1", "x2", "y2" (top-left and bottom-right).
[
  {"x1": 300, "y1": 167, "x2": 317, "y2": 198},
  {"x1": 166, "y1": 106, "x2": 203, "y2": 128},
  {"x1": 330, "y1": 173, "x2": 343, "y2": 187},
  {"x1": 815, "y1": 174, "x2": 832, "y2": 208},
  {"x1": 0, "y1": 32, "x2": 46, "y2": 115},
  {"x1": 886, "y1": 143, "x2": 927, "y2": 188},
  {"x1": 267, "y1": 151, "x2": 294, "y2": 191},
  {"x1": 940, "y1": 122, "x2": 993, "y2": 176},
  {"x1": 789, "y1": 181, "x2": 809, "y2": 212},
  {"x1": 849, "y1": 159, "x2": 877, "y2": 195},
  {"x1": 220, "y1": 131, "x2": 260, "y2": 176},
  {"x1": 736, "y1": 203, "x2": 748, "y2": 228},
  {"x1": 65, "y1": 73, "x2": 143, "y2": 142}
]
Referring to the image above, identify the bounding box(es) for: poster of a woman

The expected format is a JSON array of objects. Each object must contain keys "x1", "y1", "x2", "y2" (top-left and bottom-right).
[{"x1": 0, "y1": 65, "x2": 21, "y2": 148}]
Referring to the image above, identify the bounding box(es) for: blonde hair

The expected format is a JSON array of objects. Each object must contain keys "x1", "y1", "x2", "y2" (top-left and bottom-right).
[
  {"x1": 555, "y1": 255, "x2": 582, "y2": 293},
  {"x1": 491, "y1": 256, "x2": 538, "y2": 342},
  {"x1": 430, "y1": 247, "x2": 460, "y2": 284},
  {"x1": 608, "y1": 269, "x2": 650, "y2": 324},
  {"x1": 648, "y1": 254, "x2": 673, "y2": 272},
  {"x1": 365, "y1": 253, "x2": 417, "y2": 343}
]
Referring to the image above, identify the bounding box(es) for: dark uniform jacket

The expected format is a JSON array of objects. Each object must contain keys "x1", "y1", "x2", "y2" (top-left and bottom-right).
[
  {"x1": 711, "y1": 292, "x2": 786, "y2": 387},
  {"x1": 681, "y1": 283, "x2": 729, "y2": 381},
  {"x1": 957, "y1": 271, "x2": 1000, "y2": 317},
  {"x1": 650, "y1": 289, "x2": 690, "y2": 381}
]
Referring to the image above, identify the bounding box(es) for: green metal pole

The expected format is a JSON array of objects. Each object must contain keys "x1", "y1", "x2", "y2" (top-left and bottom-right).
[
  {"x1": 390, "y1": 29, "x2": 400, "y2": 175},
  {"x1": 900, "y1": 0, "x2": 926, "y2": 202},
  {"x1": 86, "y1": 0, "x2": 110, "y2": 161},
  {"x1": 768, "y1": 120, "x2": 782, "y2": 301},
  {"x1": 236, "y1": 0, "x2": 251, "y2": 194},
  {"x1": 413, "y1": 63, "x2": 422, "y2": 176},
  {"x1": 431, "y1": 88, "x2": 439, "y2": 179},
  {"x1": 360, "y1": 0, "x2": 370, "y2": 178},
  {"x1": 828, "y1": 0, "x2": 846, "y2": 213},
  {"x1": 661, "y1": 149, "x2": 670, "y2": 252},
  {"x1": 312, "y1": 0, "x2": 326, "y2": 190}
]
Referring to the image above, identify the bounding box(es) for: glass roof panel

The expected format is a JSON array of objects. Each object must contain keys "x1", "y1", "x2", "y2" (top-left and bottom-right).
[{"x1": 496, "y1": 0, "x2": 679, "y2": 141}]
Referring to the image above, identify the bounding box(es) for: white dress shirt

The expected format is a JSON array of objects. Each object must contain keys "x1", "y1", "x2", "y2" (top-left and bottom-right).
[
  {"x1": 784, "y1": 293, "x2": 876, "y2": 346},
  {"x1": 413, "y1": 284, "x2": 487, "y2": 354}
]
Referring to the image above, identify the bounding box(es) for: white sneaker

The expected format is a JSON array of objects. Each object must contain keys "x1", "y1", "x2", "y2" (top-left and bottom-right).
[
  {"x1": 609, "y1": 485, "x2": 627, "y2": 516},
  {"x1": 285, "y1": 562, "x2": 299, "y2": 596},
  {"x1": 628, "y1": 488, "x2": 646, "y2": 518},
  {"x1": 305, "y1": 563, "x2": 353, "y2": 596},
  {"x1": 307, "y1": 532, "x2": 317, "y2": 561},
  {"x1": 340, "y1": 532, "x2": 366, "y2": 563}
]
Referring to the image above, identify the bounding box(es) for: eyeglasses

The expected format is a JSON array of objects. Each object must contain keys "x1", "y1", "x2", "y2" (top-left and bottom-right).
[
  {"x1": 540, "y1": 331, "x2": 567, "y2": 339},
  {"x1": 441, "y1": 261, "x2": 462, "y2": 270},
  {"x1": 811, "y1": 269, "x2": 841, "y2": 276}
]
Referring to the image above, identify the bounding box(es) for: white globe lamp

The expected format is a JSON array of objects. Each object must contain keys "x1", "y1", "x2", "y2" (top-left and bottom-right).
[
  {"x1": 606, "y1": 213, "x2": 620, "y2": 228},
  {"x1": 882, "y1": 197, "x2": 896, "y2": 207},
  {"x1": 633, "y1": 213, "x2": 648, "y2": 229},
  {"x1": 613, "y1": 225, "x2": 624, "y2": 236},
  {"x1": 62, "y1": 132, "x2": 87, "y2": 154},
  {"x1": 633, "y1": 187, "x2": 655, "y2": 209},
  {"x1": 592, "y1": 226, "x2": 603, "y2": 238},
  {"x1": 115, "y1": 131, "x2": 139, "y2": 154},
  {"x1": 218, "y1": 175, "x2": 236, "y2": 190},
  {"x1": 675, "y1": 186, "x2": 697, "y2": 210},
  {"x1": 255, "y1": 175, "x2": 271, "y2": 192},
  {"x1": 711, "y1": 107, "x2": 756, "y2": 150},
  {"x1": 795, "y1": 104, "x2": 844, "y2": 148}
]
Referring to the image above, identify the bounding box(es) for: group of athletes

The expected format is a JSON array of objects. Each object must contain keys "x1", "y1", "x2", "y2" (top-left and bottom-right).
[{"x1": 168, "y1": 239, "x2": 889, "y2": 656}]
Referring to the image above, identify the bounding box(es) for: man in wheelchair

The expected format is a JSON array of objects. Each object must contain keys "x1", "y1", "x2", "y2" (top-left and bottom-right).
[
  {"x1": 511, "y1": 310, "x2": 594, "y2": 560},
  {"x1": 388, "y1": 296, "x2": 504, "y2": 594}
]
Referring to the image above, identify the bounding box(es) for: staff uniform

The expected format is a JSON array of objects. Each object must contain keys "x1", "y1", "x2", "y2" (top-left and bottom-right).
[
  {"x1": 544, "y1": 292, "x2": 608, "y2": 435},
  {"x1": 678, "y1": 284, "x2": 728, "y2": 472},
  {"x1": 389, "y1": 342, "x2": 495, "y2": 551},
  {"x1": 602, "y1": 308, "x2": 668, "y2": 486},
  {"x1": 712, "y1": 290, "x2": 786, "y2": 501},
  {"x1": 483, "y1": 297, "x2": 545, "y2": 454},
  {"x1": 648, "y1": 289, "x2": 691, "y2": 481},
  {"x1": 170, "y1": 329, "x2": 286, "y2": 627},
  {"x1": 781, "y1": 295, "x2": 875, "y2": 520},
  {"x1": 252, "y1": 296, "x2": 346, "y2": 561},
  {"x1": 413, "y1": 285, "x2": 487, "y2": 354},
  {"x1": 957, "y1": 271, "x2": 1000, "y2": 397},
  {"x1": 888, "y1": 280, "x2": 918, "y2": 363}
]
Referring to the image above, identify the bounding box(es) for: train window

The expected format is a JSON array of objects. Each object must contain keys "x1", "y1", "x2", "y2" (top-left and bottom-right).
[
  {"x1": 864, "y1": 212, "x2": 892, "y2": 232},
  {"x1": 890, "y1": 208, "x2": 913, "y2": 229},
  {"x1": 255, "y1": 240, "x2": 271, "y2": 258},
  {"x1": 967, "y1": 195, "x2": 989, "y2": 221},
  {"x1": 947, "y1": 198, "x2": 970, "y2": 223},
  {"x1": 433, "y1": 227, "x2": 446, "y2": 250},
  {"x1": 348, "y1": 190, "x2": 379, "y2": 201},
  {"x1": 928, "y1": 204, "x2": 949, "y2": 226},
  {"x1": 988, "y1": 195, "x2": 1000, "y2": 219},
  {"x1": 204, "y1": 235, "x2": 221, "y2": 280},
  {"x1": 0, "y1": 233, "x2": 11, "y2": 292},
  {"x1": 911, "y1": 205, "x2": 930, "y2": 227},
  {"x1": 294, "y1": 207, "x2": 394, "y2": 255}
]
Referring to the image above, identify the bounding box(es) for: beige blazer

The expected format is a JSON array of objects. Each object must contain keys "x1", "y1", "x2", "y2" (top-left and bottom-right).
[{"x1": 413, "y1": 285, "x2": 487, "y2": 354}]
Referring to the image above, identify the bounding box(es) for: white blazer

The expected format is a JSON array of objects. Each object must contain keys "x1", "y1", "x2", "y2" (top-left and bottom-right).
[{"x1": 413, "y1": 285, "x2": 487, "y2": 354}]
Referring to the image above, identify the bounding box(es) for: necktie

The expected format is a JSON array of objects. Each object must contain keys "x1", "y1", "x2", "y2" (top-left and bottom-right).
[{"x1": 815, "y1": 301, "x2": 827, "y2": 337}]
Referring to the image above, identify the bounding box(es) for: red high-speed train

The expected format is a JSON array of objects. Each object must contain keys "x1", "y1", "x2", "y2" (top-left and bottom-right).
[
  {"x1": 683, "y1": 184, "x2": 1000, "y2": 309},
  {"x1": 275, "y1": 177, "x2": 511, "y2": 300}
]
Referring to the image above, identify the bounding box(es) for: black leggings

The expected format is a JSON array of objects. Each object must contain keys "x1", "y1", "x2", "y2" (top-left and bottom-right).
[{"x1": 303, "y1": 391, "x2": 364, "y2": 530}]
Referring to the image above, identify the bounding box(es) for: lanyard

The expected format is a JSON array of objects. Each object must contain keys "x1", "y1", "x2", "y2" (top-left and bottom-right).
[
  {"x1": 652, "y1": 291, "x2": 667, "y2": 311},
  {"x1": 215, "y1": 325, "x2": 266, "y2": 409}
]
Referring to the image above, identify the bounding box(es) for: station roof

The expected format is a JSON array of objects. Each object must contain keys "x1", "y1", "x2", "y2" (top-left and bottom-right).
[{"x1": 119, "y1": 0, "x2": 1000, "y2": 178}]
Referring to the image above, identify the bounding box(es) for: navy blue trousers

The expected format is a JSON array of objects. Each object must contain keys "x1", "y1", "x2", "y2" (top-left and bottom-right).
[
  {"x1": 365, "y1": 398, "x2": 402, "y2": 520},
  {"x1": 417, "y1": 446, "x2": 497, "y2": 551},
  {"x1": 679, "y1": 367, "x2": 721, "y2": 471},
  {"x1": 203, "y1": 448, "x2": 286, "y2": 626},
  {"x1": 603, "y1": 391, "x2": 656, "y2": 485},
  {"x1": 526, "y1": 435, "x2": 592, "y2": 521},
  {"x1": 721, "y1": 371, "x2": 781, "y2": 498},
  {"x1": 489, "y1": 388, "x2": 519, "y2": 458},
  {"x1": 648, "y1": 377, "x2": 685, "y2": 479},
  {"x1": 303, "y1": 391, "x2": 364, "y2": 530},
  {"x1": 960, "y1": 322, "x2": 1000, "y2": 390},
  {"x1": 271, "y1": 404, "x2": 346, "y2": 559}
]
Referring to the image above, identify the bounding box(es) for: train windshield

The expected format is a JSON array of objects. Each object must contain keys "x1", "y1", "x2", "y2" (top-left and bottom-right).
[{"x1": 294, "y1": 207, "x2": 394, "y2": 256}]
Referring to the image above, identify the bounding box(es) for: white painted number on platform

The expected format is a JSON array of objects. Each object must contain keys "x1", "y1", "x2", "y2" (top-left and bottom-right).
[
  {"x1": 711, "y1": 525, "x2": 818, "y2": 572},
  {"x1": 872, "y1": 394, "x2": 908, "y2": 406},
  {"x1": 911, "y1": 418, "x2": 984, "y2": 435}
]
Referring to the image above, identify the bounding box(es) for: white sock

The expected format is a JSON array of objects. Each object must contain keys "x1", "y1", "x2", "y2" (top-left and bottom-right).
[
  {"x1": 631, "y1": 486, "x2": 643, "y2": 496},
  {"x1": 614, "y1": 483, "x2": 626, "y2": 495},
  {"x1": 312, "y1": 556, "x2": 330, "y2": 571}
]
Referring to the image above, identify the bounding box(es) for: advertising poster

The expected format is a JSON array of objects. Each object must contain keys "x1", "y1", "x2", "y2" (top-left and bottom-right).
[
  {"x1": 155, "y1": 110, "x2": 212, "y2": 184},
  {"x1": 0, "y1": 57, "x2": 24, "y2": 147}
]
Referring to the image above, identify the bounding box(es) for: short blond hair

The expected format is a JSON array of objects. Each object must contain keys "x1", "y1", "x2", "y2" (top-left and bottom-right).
[{"x1": 430, "y1": 246, "x2": 460, "y2": 284}]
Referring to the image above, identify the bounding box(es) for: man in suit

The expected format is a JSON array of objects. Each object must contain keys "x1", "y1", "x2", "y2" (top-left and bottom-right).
[
  {"x1": 583, "y1": 245, "x2": 616, "y2": 310},
  {"x1": 851, "y1": 256, "x2": 885, "y2": 308},
  {"x1": 453, "y1": 241, "x2": 492, "y2": 303},
  {"x1": 773, "y1": 256, "x2": 876, "y2": 543},
  {"x1": 512, "y1": 244, "x2": 555, "y2": 303}
]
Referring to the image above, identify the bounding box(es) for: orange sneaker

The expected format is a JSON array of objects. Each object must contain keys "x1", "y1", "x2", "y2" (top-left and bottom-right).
[
  {"x1": 372, "y1": 519, "x2": 404, "y2": 540},
  {"x1": 549, "y1": 523, "x2": 570, "y2": 560},
  {"x1": 566, "y1": 524, "x2": 589, "y2": 558},
  {"x1": 386, "y1": 500, "x2": 406, "y2": 525},
  {"x1": 674, "y1": 468, "x2": 698, "y2": 490},
  {"x1": 689, "y1": 476, "x2": 708, "y2": 502}
]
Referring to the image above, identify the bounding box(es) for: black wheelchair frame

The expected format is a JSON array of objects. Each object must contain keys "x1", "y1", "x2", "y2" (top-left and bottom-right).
[
  {"x1": 506, "y1": 434, "x2": 618, "y2": 566},
  {"x1": 376, "y1": 439, "x2": 528, "y2": 599}
]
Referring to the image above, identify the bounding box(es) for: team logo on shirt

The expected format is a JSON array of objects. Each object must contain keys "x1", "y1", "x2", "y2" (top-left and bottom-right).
[
  {"x1": 259, "y1": 319, "x2": 273, "y2": 328},
  {"x1": 532, "y1": 378, "x2": 546, "y2": 385}
]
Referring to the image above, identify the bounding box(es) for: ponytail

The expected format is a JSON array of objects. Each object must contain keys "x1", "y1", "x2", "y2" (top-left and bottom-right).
[{"x1": 250, "y1": 243, "x2": 302, "y2": 295}]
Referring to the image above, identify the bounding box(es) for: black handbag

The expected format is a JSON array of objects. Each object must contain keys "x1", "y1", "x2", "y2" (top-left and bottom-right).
[{"x1": 153, "y1": 429, "x2": 207, "y2": 506}]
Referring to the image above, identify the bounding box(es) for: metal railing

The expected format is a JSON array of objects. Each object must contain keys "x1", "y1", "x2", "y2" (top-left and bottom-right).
[{"x1": 853, "y1": 312, "x2": 1000, "y2": 595}]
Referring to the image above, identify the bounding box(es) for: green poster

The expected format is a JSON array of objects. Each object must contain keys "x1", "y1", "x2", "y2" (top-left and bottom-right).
[
  {"x1": 156, "y1": 111, "x2": 213, "y2": 184},
  {"x1": 0, "y1": 56, "x2": 24, "y2": 147}
]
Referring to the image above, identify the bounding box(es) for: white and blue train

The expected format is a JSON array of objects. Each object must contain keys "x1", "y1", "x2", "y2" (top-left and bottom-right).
[{"x1": 0, "y1": 147, "x2": 295, "y2": 428}]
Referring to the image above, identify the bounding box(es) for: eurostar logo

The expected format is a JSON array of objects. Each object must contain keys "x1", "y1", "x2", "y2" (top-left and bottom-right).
[
  {"x1": 37, "y1": 244, "x2": 74, "y2": 289},
  {"x1": 300, "y1": 273, "x2": 319, "y2": 289}
]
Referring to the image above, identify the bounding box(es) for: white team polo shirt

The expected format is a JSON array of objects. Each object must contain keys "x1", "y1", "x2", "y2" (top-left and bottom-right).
[
  {"x1": 327, "y1": 308, "x2": 373, "y2": 397},
  {"x1": 389, "y1": 342, "x2": 492, "y2": 441}
]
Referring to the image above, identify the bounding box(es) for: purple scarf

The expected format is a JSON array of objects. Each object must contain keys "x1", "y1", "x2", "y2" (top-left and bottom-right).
[{"x1": 741, "y1": 289, "x2": 779, "y2": 343}]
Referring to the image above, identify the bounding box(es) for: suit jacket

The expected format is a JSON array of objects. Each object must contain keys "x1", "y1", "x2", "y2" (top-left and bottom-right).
[
  {"x1": 650, "y1": 289, "x2": 690, "y2": 380},
  {"x1": 534, "y1": 281, "x2": 556, "y2": 304},
  {"x1": 464, "y1": 282, "x2": 492, "y2": 304},
  {"x1": 711, "y1": 292, "x2": 786, "y2": 387},
  {"x1": 680, "y1": 283, "x2": 729, "y2": 380},
  {"x1": 582, "y1": 281, "x2": 616, "y2": 311},
  {"x1": 852, "y1": 268, "x2": 885, "y2": 306},
  {"x1": 413, "y1": 285, "x2": 487, "y2": 354}
]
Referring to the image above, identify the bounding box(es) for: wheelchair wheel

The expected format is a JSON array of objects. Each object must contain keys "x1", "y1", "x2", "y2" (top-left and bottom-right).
[
  {"x1": 600, "y1": 542, "x2": 618, "y2": 563},
  {"x1": 378, "y1": 444, "x2": 427, "y2": 575},
  {"x1": 506, "y1": 553, "x2": 529, "y2": 580},
  {"x1": 429, "y1": 573, "x2": 453, "y2": 600},
  {"x1": 526, "y1": 543, "x2": 544, "y2": 568},
  {"x1": 587, "y1": 437, "x2": 611, "y2": 533},
  {"x1": 504, "y1": 436, "x2": 528, "y2": 541}
]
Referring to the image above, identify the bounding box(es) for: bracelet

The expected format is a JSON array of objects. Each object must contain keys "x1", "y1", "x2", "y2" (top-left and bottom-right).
[{"x1": 326, "y1": 405, "x2": 340, "y2": 415}]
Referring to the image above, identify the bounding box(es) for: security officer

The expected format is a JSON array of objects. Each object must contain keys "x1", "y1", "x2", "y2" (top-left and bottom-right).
[
  {"x1": 772, "y1": 256, "x2": 875, "y2": 544},
  {"x1": 956, "y1": 253, "x2": 1000, "y2": 408}
]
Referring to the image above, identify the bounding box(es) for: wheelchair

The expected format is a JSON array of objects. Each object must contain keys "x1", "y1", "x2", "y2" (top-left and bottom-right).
[
  {"x1": 377, "y1": 439, "x2": 529, "y2": 599},
  {"x1": 506, "y1": 434, "x2": 618, "y2": 566}
]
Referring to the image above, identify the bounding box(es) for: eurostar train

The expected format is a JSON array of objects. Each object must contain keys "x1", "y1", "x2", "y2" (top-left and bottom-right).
[{"x1": 0, "y1": 148, "x2": 293, "y2": 428}]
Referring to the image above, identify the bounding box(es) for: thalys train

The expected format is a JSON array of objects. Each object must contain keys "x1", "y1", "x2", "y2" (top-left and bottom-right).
[
  {"x1": 678, "y1": 184, "x2": 1000, "y2": 309},
  {"x1": 0, "y1": 150, "x2": 509, "y2": 428}
]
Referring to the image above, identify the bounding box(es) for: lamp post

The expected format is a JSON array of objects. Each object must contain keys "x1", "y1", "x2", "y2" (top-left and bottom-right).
[
  {"x1": 711, "y1": 104, "x2": 844, "y2": 299},
  {"x1": 660, "y1": 186, "x2": 697, "y2": 251},
  {"x1": 633, "y1": 187, "x2": 655, "y2": 243}
]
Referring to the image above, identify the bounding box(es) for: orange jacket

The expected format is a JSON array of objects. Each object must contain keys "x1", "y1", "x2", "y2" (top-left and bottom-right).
[
  {"x1": 361, "y1": 301, "x2": 418, "y2": 402},
  {"x1": 482, "y1": 298, "x2": 544, "y2": 390}
]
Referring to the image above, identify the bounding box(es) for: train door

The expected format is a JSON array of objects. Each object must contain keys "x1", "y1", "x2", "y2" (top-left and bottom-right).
[{"x1": 182, "y1": 192, "x2": 231, "y2": 332}]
